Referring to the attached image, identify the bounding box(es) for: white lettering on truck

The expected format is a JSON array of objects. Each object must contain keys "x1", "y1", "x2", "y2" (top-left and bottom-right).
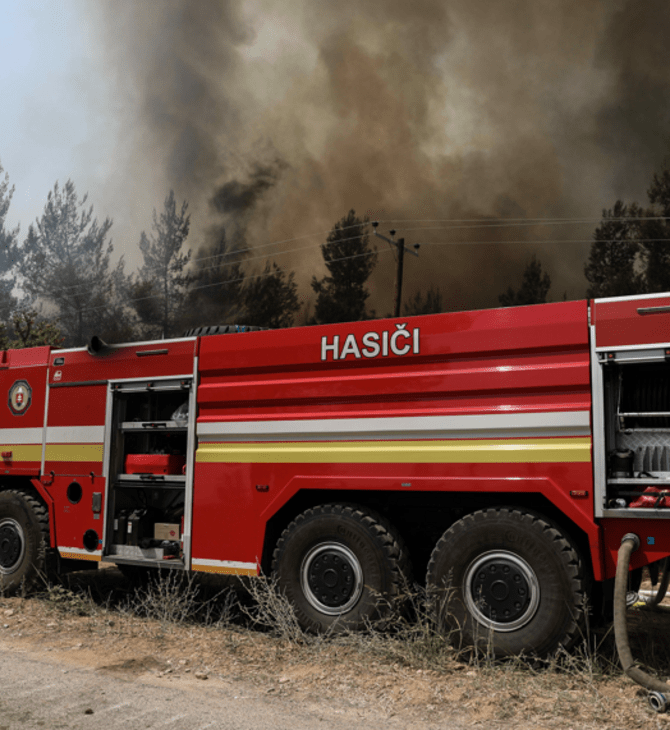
[{"x1": 321, "y1": 324, "x2": 420, "y2": 361}]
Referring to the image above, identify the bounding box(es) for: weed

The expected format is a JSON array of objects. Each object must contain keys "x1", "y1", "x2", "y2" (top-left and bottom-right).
[
  {"x1": 39, "y1": 583, "x2": 99, "y2": 617},
  {"x1": 240, "y1": 574, "x2": 309, "y2": 645},
  {"x1": 122, "y1": 570, "x2": 238, "y2": 635},
  {"x1": 330, "y1": 582, "x2": 460, "y2": 672}
]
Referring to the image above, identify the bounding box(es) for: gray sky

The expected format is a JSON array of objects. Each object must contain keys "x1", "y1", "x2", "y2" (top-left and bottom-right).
[
  {"x1": 1, "y1": 1, "x2": 117, "y2": 229},
  {"x1": 2, "y1": 0, "x2": 669, "y2": 316}
]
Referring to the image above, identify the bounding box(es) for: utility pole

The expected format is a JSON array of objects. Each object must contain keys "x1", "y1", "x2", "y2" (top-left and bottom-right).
[{"x1": 371, "y1": 223, "x2": 419, "y2": 317}]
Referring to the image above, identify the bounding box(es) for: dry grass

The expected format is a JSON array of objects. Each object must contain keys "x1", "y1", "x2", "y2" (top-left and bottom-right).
[{"x1": 2, "y1": 566, "x2": 669, "y2": 727}]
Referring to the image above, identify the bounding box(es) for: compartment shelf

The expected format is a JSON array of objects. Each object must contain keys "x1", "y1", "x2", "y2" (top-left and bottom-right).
[
  {"x1": 120, "y1": 420, "x2": 187, "y2": 431},
  {"x1": 608, "y1": 477, "x2": 670, "y2": 485},
  {"x1": 106, "y1": 552, "x2": 184, "y2": 569},
  {"x1": 115, "y1": 474, "x2": 186, "y2": 486}
]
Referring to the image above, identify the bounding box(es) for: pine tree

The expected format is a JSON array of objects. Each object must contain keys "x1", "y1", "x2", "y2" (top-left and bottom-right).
[
  {"x1": 133, "y1": 190, "x2": 191, "y2": 338},
  {"x1": 243, "y1": 261, "x2": 300, "y2": 328},
  {"x1": 584, "y1": 201, "x2": 645, "y2": 298},
  {"x1": 0, "y1": 161, "x2": 19, "y2": 324},
  {"x1": 642, "y1": 168, "x2": 670, "y2": 293},
  {"x1": 499, "y1": 255, "x2": 551, "y2": 306},
  {"x1": 180, "y1": 229, "x2": 246, "y2": 333},
  {"x1": 311, "y1": 210, "x2": 377, "y2": 323},
  {"x1": 19, "y1": 180, "x2": 124, "y2": 346},
  {"x1": 0, "y1": 311, "x2": 63, "y2": 350},
  {"x1": 403, "y1": 285, "x2": 443, "y2": 316}
]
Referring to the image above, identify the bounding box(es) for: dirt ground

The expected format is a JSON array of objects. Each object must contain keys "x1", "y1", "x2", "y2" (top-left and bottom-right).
[{"x1": 2, "y1": 568, "x2": 670, "y2": 729}]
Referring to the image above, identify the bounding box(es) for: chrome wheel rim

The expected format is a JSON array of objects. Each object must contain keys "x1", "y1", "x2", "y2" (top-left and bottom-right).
[
  {"x1": 463, "y1": 551, "x2": 540, "y2": 632},
  {"x1": 301, "y1": 543, "x2": 364, "y2": 615},
  {"x1": 0, "y1": 518, "x2": 25, "y2": 574}
]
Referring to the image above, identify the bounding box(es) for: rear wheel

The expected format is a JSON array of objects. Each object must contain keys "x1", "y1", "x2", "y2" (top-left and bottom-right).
[
  {"x1": 272, "y1": 504, "x2": 409, "y2": 632},
  {"x1": 426, "y1": 508, "x2": 585, "y2": 657},
  {"x1": 0, "y1": 490, "x2": 49, "y2": 594}
]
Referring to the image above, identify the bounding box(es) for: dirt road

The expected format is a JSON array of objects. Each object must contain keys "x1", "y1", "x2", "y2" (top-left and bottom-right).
[
  {"x1": 0, "y1": 639, "x2": 471, "y2": 730},
  {"x1": 1, "y1": 571, "x2": 669, "y2": 729}
]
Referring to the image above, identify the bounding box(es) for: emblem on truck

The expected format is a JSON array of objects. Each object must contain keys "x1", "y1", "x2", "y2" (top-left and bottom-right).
[
  {"x1": 8, "y1": 380, "x2": 32, "y2": 416},
  {"x1": 321, "y1": 324, "x2": 421, "y2": 361}
]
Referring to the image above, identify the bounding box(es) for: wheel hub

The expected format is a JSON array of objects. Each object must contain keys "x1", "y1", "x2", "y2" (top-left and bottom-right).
[
  {"x1": 301, "y1": 543, "x2": 364, "y2": 616},
  {"x1": 464, "y1": 551, "x2": 540, "y2": 632},
  {"x1": 0, "y1": 519, "x2": 24, "y2": 573}
]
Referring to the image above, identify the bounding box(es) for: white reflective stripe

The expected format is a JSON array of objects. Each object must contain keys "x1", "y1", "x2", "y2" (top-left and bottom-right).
[
  {"x1": 46, "y1": 426, "x2": 105, "y2": 443},
  {"x1": 192, "y1": 558, "x2": 257, "y2": 571},
  {"x1": 2, "y1": 427, "x2": 105, "y2": 444},
  {"x1": 0, "y1": 428, "x2": 44, "y2": 445},
  {"x1": 58, "y1": 547, "x2": 102, "y2": 557},
  {"x1": 197, "y1": 411, "x2": 591, "y2": 442}
]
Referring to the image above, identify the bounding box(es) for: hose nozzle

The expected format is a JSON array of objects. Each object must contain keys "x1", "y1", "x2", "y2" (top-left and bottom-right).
[{"x1": 621, "y1": 533, "x2": 640, "y2": 551}]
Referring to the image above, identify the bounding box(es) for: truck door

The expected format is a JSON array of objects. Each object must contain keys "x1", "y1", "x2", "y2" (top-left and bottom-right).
[
  {"x1": 0, "y1": 347, "x2": 50, "y2": 477},
  {"x1": 591, "y1": 293, "x2": 670, "y2": 520},
  {"x1": 44, "y1": 353, "x2": 108, "y2": 561}
]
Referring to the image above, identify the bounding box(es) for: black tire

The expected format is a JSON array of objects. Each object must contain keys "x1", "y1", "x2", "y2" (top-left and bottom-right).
[
  {"x1": 426, "y1": 508, "x2": 585, "y2": 657},
  {"x1": 272, "y1": 504, "x2": 410, "y2": 632},
  {"x1": 0, "y1": 490, "x2": 49, "y2": 594},
  {"x1": 182, "y1": 325, "x2": 267, "y2": 337}
]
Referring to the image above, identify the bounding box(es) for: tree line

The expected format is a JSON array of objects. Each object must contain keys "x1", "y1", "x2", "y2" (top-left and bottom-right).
[
  {"x1": 501, "y1": 164, "x2": 670, "y2": 307},
  {"x1": 0, "y1": 164, "x2": 381, "y2": 348},
  {"x1": 1, "y1": 159, "x2": 668, "y2": 350}
]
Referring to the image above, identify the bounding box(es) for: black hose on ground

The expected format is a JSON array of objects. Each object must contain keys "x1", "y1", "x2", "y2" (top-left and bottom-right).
[
  {"x1": 614, "y1": 533, "x2": 670, "y2": 712},
  {"x1": 645, "y1": 557, "x2": 670, "y2": 608}
]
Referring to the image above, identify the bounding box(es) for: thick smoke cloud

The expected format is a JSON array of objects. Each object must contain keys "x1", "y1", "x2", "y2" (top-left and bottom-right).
[
  {"x1": 86, "y1": 0, "x2": 670, "y2": 315},
  {"x1": 595, "y1": 0, "x2": 670, "y2": 198}
]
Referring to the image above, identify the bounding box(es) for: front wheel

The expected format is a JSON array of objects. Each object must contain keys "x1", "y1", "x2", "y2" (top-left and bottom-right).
[
  {"x1": 426, "y1": 508, "x2": 586, "y2": 657},
  {"x1": 272, "y1": 504, "x2": 409, "y2": 632},
  {"x1": 0, "y1": 490, "x2": 49, "y2": 594}
]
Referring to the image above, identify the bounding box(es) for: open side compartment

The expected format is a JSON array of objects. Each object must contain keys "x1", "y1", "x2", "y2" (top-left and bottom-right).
[
  {"x1": 104, "y1": 377, "x2": 193, "y2": 568},
  {"x1": 600, "y1": 349, "x2": 670, "y2": 516}
]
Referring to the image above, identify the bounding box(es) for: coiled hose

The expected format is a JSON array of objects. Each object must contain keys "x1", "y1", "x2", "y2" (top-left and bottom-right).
[
  {"x1": 614, "y1": 534, "x2": 670, "y2": 712},
  {"x1": 645, "y1": 557, "x2": 670, "y2": 607}
]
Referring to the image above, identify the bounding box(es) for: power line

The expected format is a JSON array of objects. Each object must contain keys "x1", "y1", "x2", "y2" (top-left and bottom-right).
[
  {"x1": 87, "y1": 225, "x2": 666, "y2": 314},
  {"x1": 416, "y1": 237, "x2": 670, "y2": 246},
  {"x1": 166, "y1": 214, "x2": 670, "y2": 267},
  {"x1": 191, "y1": 223, "x2": 373, "y2": 265},
  {"x1": 22, "y1": 230, "x2": 374, "y2": 297},
  {"x1": 81, "y1": 245, "x2": 396, "y2": 314},
  {"x1": 18, "y1": 216, "x2": 670, "y2": 299},
  {"x1": 380, "y1": 215, "x2": 670, "y2": 226}
]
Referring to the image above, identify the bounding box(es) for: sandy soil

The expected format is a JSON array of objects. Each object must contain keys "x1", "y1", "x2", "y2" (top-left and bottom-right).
[{"x1": 1, "y1": 569, "x2": 670, "y2": 729}]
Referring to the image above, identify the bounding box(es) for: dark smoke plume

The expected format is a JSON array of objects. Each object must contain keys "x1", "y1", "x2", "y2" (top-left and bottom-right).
[
  {"x1": 85, "y1": 0, "x2": 670, "y2": 314},
  {"x1": 594, "y1": 0, "x2": 670, "y2": 198}
]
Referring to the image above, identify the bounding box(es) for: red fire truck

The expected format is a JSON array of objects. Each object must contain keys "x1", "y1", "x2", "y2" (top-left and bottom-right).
[{"x1": 1, "y1": 293, "x2": 670, "y2": 659}]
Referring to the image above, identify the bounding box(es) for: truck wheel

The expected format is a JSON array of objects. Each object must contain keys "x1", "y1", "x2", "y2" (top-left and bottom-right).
[
  {"x1": 426, "y1": 508, "x2": 585, "y2": 657},
  {"x1": 272, "y1": 504, "x2": 409, "y2": 632},
  {"x1": 0, "y1": 490, "x2": 49, "y2": 594}
]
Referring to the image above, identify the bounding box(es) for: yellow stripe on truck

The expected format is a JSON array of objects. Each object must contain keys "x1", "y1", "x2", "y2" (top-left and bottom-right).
[
  {"x1": 0, "y1": 444, "x2": 42, "y2": 461},
  {"x1": 45, "y1": 444, "x2": 104, "y2": 462},
  {"x1": 0, "y1": 444, "x2": 103, "y2": 462},
  {"x1": 196, "y1": 437, "x2": 592, "y2": 464}
]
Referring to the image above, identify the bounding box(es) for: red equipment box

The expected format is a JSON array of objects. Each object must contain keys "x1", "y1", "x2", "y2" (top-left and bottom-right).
[{"x1": 124, "y1": 454, "x2": 186, "y2": 475}]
